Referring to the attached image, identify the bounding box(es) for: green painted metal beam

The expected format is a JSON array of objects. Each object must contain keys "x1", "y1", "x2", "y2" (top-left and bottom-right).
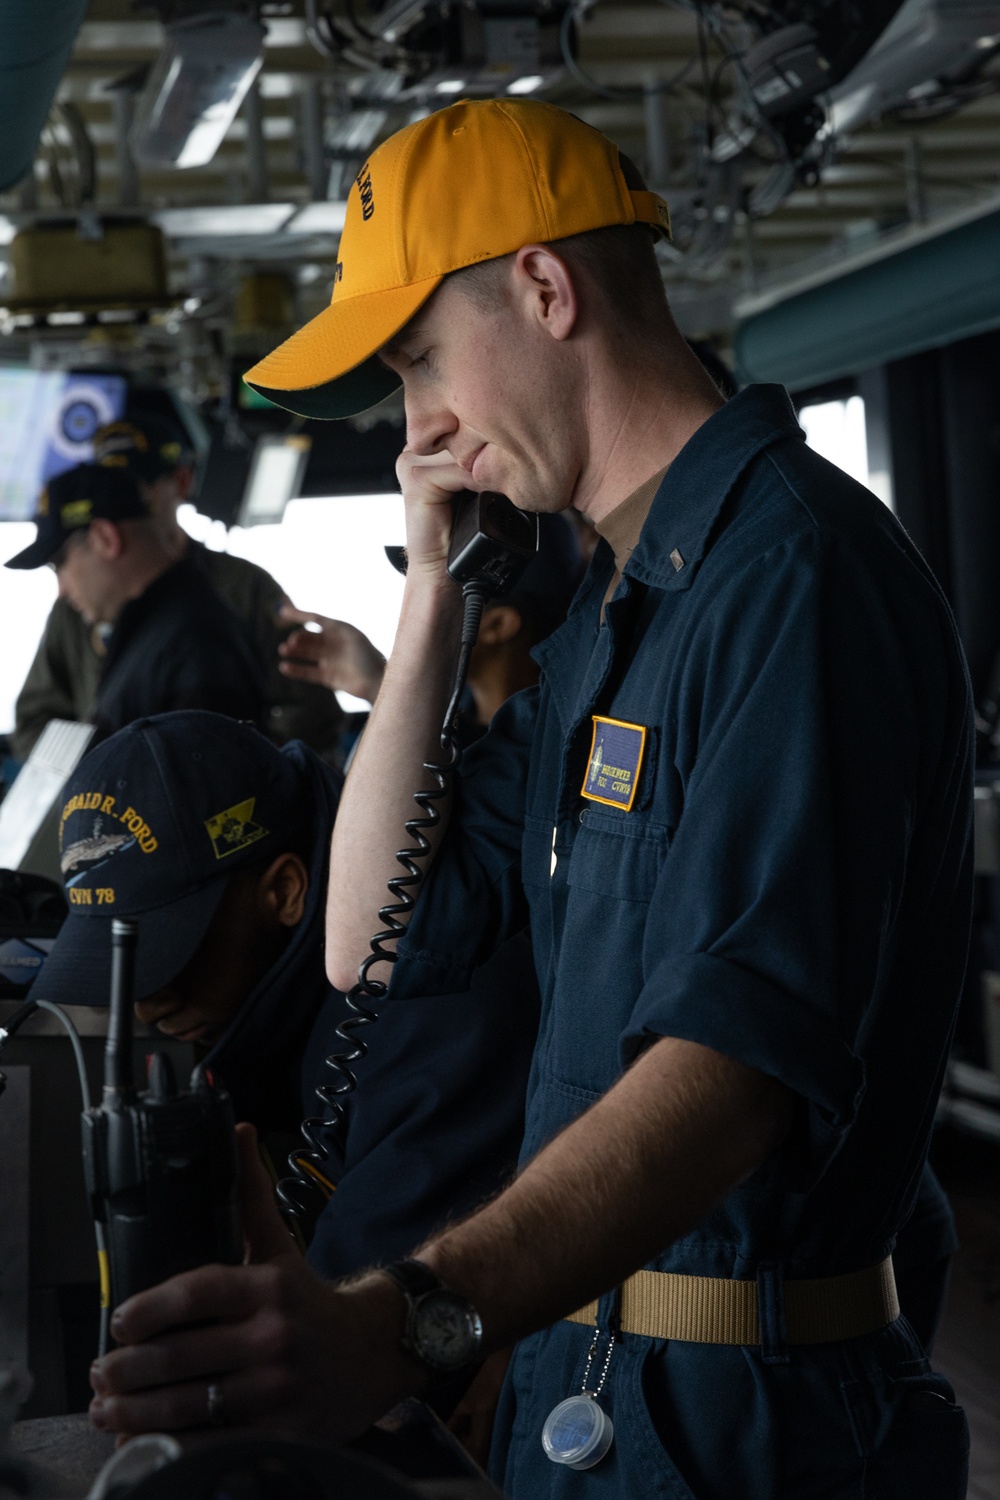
[{"x1": 734, "y1": 205, "x2": 1000, "y2": 390}]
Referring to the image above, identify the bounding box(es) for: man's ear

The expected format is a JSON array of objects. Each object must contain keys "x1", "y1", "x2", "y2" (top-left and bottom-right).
[
  {"x1": 258, "y1": 853, "x2": 309, "y2": 929},
  {"x1": 88, "y1": 517, "x2": 124, "y2": 560},
  {"x1": 478, "y1": 603, "x2": 526, "y2": 647},
  {"x1": 512, "y1": 244, "x2": 579, "y2": 343}
]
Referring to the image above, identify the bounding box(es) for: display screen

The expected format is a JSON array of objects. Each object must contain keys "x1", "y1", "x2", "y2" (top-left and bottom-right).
[
  {"x1": 0, "y1": 368, "x2": 128, "y2": 521},
  {"x1": 239, "y1": 434, "x2": 312, "y2": 527}
]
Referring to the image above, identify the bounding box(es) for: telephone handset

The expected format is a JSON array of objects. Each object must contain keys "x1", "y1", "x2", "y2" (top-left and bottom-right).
[
  {"x1": 446, "y1": 489, "x2": 538, "y2": 595},
  {"x1": 280, "y1": 490, "x2": 538, "y2": 1227},
  {"x1": 385, "y1": 488, "x2": 539, "y2": 596}
]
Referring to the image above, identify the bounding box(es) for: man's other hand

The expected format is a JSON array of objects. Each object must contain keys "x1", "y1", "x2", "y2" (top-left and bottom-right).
[
  {"x1": 447, "y1": 1347, "x2": 512, "y2": 1470},
  {"x1": 277, "y1": 606, "x2": 386, "y2": 703},
  {"x1": 88, "y1": 1124, "x2": 422, "y2": 1443}
]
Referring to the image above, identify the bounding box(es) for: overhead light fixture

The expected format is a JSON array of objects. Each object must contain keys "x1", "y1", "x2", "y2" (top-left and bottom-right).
[
  {"x1": 434, "y1": 78, "x2": 467, "y2": 95},
  {"x1": 130, "y1": 12, "x2": 266, "y2": 170},
  {"x1": 975, "y1": 33, "x2": 1000, "y2": 48},
  {"x1": 507, "y1": 74, "x2": 545, "y2": 94},
  {"x1": 154, "y1": 204, "x2": 295, "y2": 238}
]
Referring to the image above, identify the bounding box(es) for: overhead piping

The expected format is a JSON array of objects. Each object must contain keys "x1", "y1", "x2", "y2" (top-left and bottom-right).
[{"x1": 0, "y1": 0, "x2": 90, "y2": 193}]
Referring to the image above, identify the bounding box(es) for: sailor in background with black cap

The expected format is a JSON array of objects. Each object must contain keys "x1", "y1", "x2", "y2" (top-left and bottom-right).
[
  {"x1": 35, "y1": 708, "x2": 538, "y2": 1291},
  {"x1": 5, "y1": 463, "x2": 264, "y2": 736},
  {"x1": 11, "y1": 412, "x2": 343, "y2": 763}
]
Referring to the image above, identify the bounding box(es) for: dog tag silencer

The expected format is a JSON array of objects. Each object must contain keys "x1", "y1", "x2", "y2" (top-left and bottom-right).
[
  {"x1": 581, "y1": 716, "x2": 647, "y2": 812},
  {"x1": 542, "y1": 1393, "x2": 615, "y2": 1470},
  {"x1": 542, "y1": 1326, "x2": 616, "y2": 1470}
]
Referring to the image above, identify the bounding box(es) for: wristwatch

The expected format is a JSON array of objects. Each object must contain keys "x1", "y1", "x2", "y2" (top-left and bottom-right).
[{"x1": 381, "y1": 1259, "x2": 484, "y2": 1377}]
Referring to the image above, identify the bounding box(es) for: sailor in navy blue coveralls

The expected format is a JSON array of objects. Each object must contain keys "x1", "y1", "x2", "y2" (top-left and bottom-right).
[{"x1": 391, "y1": 385, "x2": 973, "y2": 1499}]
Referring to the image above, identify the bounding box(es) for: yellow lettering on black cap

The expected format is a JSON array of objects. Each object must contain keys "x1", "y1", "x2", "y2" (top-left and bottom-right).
[
  {"x1": 61, "y1": 498, "x2": 92, "y2": 528},
  {"x1": 98, "y1": 422, "x2": 148, "y2": 453},
  {"x1": 205, "y1": 798, "x2": 269, "y2": 859}
]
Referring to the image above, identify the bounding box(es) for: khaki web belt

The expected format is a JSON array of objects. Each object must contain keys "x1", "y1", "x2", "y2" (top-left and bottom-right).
[{"x1": 565, "y1": 1257, "x2": 899, "y2": 1345}]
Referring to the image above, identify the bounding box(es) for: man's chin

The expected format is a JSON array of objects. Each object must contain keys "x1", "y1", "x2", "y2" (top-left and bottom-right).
[{"x1": 158, "y1": 1020, "x2": 215, "y2": 1044}]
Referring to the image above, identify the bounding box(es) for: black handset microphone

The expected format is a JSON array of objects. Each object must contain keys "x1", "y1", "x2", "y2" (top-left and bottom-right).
[
  {"x1": 280, "y1": 492, "x2": 538, "y2": 1225},
  {"x1": 81, "y1": 918, "x2": 243, "y2": 1350}
]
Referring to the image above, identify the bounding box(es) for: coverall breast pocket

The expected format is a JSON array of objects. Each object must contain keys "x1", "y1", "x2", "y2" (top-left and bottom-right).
[{"x1": 549, "y1": 816, "x2": 668, "y2": 1093}]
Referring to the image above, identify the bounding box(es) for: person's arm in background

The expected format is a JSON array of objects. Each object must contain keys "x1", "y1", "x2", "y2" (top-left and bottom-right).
[
  {"x1": 277, "y1": 607, "x2": 387, "y2": 705},
  {"x1": 12, "y1": 599, "x2": 101, "y2": 759}
]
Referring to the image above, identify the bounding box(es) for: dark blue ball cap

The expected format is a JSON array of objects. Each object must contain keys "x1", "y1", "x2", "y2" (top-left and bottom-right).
[
  {"x1": 4, "y1": 462, "x2": 149, "y2": 571},
  {"x1": 33, "y1": 711, "x2": 309, "y2": 1008}
]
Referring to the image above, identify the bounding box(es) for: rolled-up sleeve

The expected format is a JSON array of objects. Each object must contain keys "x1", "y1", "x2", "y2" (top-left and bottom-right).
[{"x1": 620, "y1": 526, "x2": 942, "y2": 1151}]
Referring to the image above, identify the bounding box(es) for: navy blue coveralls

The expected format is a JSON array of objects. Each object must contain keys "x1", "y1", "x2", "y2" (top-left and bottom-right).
[{"x1": 391, "y1": 386, "x2": 974, "y2": 1499}]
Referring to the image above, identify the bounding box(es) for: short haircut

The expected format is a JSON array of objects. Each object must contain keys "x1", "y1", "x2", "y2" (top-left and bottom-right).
[{"x1": 450, "y1": 154, "x2": 669, "y2": 340}]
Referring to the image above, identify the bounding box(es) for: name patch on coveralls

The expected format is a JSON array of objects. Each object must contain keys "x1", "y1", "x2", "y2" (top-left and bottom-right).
[{"x1": 581, "y1": 716, "x2": 647, "y2": 812}]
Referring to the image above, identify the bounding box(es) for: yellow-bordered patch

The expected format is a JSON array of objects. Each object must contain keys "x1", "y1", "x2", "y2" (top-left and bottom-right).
[{"x1": 581, "y1": 715, "x2": 647, "y2": 813}]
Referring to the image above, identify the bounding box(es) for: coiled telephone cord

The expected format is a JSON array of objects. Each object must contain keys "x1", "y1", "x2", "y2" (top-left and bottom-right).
[{"x1": 278, "y1": 584, "x2": 487, "y2": 1223}]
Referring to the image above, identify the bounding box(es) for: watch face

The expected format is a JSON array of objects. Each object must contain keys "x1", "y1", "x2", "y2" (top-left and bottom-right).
[{"x1": 412, "y1": 1291, "x2": 483, "y2": 1372}]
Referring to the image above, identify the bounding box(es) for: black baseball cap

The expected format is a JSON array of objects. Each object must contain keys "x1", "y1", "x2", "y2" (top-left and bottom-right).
[
  {"x1": 93, "y1": 413, "x2": 191, "y2": 483},
  {"x1": 32, "y1": 711, "x2": 310, "y2": 1007},
  {"x1": 4, "y1": 463, "x2": 149, "y2": 571}
]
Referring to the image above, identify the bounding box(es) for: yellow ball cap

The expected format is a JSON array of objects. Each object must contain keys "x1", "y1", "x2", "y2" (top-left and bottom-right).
[{"x1": 244, "y1": 98, "x2": 671, "y2": 419}]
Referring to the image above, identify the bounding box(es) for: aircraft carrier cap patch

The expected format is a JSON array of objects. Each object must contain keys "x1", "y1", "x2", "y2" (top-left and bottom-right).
[{"x1": 36, "y1": 710, "x2": 307, "y2": 1008}]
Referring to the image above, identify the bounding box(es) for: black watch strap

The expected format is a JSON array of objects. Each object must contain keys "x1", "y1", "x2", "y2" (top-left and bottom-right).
[
  {"x1": 381, "y1": 1258, "x2": 443, "y2": 1302},
  {"x1": 381, "y1": 1258, "x2": 483, "y2": 1379}
]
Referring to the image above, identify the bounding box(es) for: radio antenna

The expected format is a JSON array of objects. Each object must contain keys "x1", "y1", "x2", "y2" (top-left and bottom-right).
[{"x1": 104, "y1": 918, "x2": 138, "y2": 1105}]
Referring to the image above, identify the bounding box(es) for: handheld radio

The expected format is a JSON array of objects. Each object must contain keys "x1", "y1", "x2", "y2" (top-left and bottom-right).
[{"x1": 81, "y1": 919, "x2": 242, "y2": 1339}]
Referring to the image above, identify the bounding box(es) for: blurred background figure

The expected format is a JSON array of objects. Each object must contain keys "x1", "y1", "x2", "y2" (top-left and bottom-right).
[
  {"x1": 5, "y1": 463, "x2": 264, "y2": 737},
  {"x1": 12, "y1": 413, "x2": 342, "y2": 761}
]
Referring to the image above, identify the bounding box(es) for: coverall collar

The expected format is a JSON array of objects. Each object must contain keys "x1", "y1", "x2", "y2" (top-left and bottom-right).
[
  {"x1": 625, "y1": 382, "x2": 805, "y2": 594},
  {"x1": 533, "y1": 382, "x2": 806, "y2": 717}
]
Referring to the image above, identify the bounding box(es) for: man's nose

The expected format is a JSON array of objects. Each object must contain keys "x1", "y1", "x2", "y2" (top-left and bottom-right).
[{"x1": 405, "y1": 397, "x2": 459, "y2": 456}]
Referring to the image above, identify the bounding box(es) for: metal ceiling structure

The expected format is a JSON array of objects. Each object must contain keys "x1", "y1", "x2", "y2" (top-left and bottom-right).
[{"x1": 1, "y1": 0, "x2": 1000, "y2": 393}]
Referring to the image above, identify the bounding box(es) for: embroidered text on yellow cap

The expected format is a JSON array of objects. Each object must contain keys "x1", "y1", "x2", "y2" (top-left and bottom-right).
[{"x1": 244, "y1": 98, "x2": 671, "y2": 420}]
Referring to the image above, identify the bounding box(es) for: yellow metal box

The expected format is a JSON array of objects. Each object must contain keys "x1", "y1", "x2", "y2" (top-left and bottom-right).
[{"x1": 8, "y1": 220, "x2": 168, "y2": 310}]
